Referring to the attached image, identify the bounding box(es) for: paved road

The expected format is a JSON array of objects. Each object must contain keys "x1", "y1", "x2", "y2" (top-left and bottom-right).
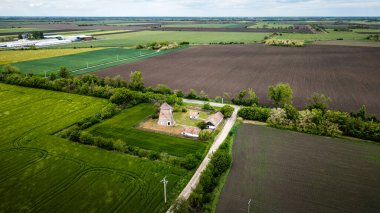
[{"x1": 167, "y1": 99, "x2": 239, "y2": 212}]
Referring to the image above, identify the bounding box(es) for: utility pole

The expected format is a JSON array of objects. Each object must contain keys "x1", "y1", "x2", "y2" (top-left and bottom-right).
[
  {"x1": 87, "y1": 62, "x2": 89, "y2": 68},
  {"x1": 248, "y1": 198, "x2": 252, "y2": 213},
  {"x1": 117, "y1": 55, "x2": 119, "y2": 61},
  {"x1": 44, "y1": 71, "x2": 47, "y2": 78},
  {"x1": 222, "y1": 97, "x2": 224, "y2": 104},
  {"x1": 161, "y1": 176, "x2": 168, "y2": 203}
]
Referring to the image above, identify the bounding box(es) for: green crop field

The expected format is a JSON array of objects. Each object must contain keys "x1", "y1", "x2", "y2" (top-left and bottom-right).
[
  {"x1": 0, "y1": 83, "x2": 191, "y2": 212},
  {"x1": 274, "y1": 29, "x2": 370, "y2": 42},
  {"x1": 0, "y1": 27, "x2": 54, "y2": 34},
  {"x1": 11, "y1": 47, "x2": 173, "y2": 75},
  {"x1": 248, "y1": 22, "x2": 293, "y2": 28},
  {"x1": 352, "y1": 29, "x2": 380, "y2": 33},
  {"x1": 87, "y1": 103, "x2": 208, "y2": 157},
  {"x1": 58, "y1": 31, "x2": 270, "y2": 48},
  {"x1": 162, "y1": 23, "x2": 243, "y2": 28}
]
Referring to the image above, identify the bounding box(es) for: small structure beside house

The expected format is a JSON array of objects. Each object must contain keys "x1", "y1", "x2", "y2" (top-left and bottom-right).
[
  {"x1": 181, "y1": 127, "x2": 200, "y2": 138},
  {"x1": 205, "y1": 112, "x2": 224, "y2": 129},
  {"x1": 158, "y1": 103, "x2": 175, "y2": 126},
  {"x1": 189, "y1": 111, "x2": 200, "y2": 120}
]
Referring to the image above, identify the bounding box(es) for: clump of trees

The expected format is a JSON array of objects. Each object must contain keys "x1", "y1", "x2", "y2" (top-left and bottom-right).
[
  {"x1": 237, "y1": 84, "x2": 380, "y2": 142},
  {"x1": 268, "y1": 83, "x2": 293, "y2": 107},
  {"x1": 367, "y1": 34, "x2": 380, "y2": 41},
  {"x1": 135, "y1": 41, "x2": 179, "y2": 50},
  {"x1": 265, "y1": 39, "x2": 305, "y2": 47},
  {"x1": 232, "y1": 88, "x2": 259, "y2": 106},
  {"x1": 220, "y1": 105, "x2": 234, "y2": 118}
]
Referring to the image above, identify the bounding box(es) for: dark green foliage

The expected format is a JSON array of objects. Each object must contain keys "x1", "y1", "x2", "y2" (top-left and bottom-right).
[
  {"x1": 185, "y1": 89, "x2": 198, "y2": 99},
  {"x1": 181, "y1": 154, "x2": 199, "y2": 170},
  {"x1": 48, "y1": 72, "x2": 57, "y2": 80},
  {"x1": 232, "y1": 88, "x2": 259, "y2": 106},
  {"x1": 268, "y1": 83, "x2": 293, "y2": 107},
  {"x1": 1, "y1": 65, "x2": 21, "y2": 75},
  {"x1": 220, "y1": 105, "x2": 234, "y2": 118},
  {"x1": 29, "y1": 31, "x2": 44, "y2": 39},
  {"x1": 305, "y1": 92, "x2": 332, "y2": 113},
  {"x1": 58, "y1": 67, "x2": 71, "y2": 78},
  {"x1": 203, "y1": 103, "x2": 213, "y2": 110},
  {"x1": 129, "y1": 71, "x2": 144, "y2": 91},
  {"x1": 199, "y1": 130, "x2": 211, "y2": 141},
  {"x1": 179, "y1": 41, "x2": 190, "y2": 45},
  {"x1": 238, "y1": 106, "x2": 271, "y2": 121},
  {"x1": 148, "y1": 151, "x2": 160, "y2": 160},
  {"x1": 197, "y1": 121, "x2": 207, "y2": 130},
  {"x1": 188, "y1": 128, "x2": 235, "y2": 212},
  {"x1": 172, "y1": 198, "x2": 190, "y2": 213},
  {"x1": 210, "y1": 151, "x2": 232, "y2": 177},
  {"x1": 284, "y1": 104, "x2": 299, "y2": 120},
  {"x1": 367, "y1": 34, "x2": 380, "y2": 41}
]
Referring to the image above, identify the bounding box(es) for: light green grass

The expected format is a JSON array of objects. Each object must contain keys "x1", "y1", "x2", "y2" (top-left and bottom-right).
[
  {"x1": 57, "y1": 31, "x2": 270, "y2": 48},
  {"x1": 0, "y1": 27, "x2": 54, "y2": 33},
  {"x1": 249, "y1": 22, "x2": 293, "y2": 29},
  {"x1": 173, "y1": 110, "x2": 209, "y2": 126},
  {"x1": 352, "y1": 29, "x2": 380, "y2": 33},
  {"x1": 274, "y1": 29, "x2": 370, "y2": 42},
  {"x1": 0, "y1": 83, "x2": 190, "y2": 212},
  {"x1": 10, "y1": 47, "x2": 170, "y2": 75},
  {"x1": 162, "y1": 23, "x2": 243, "y2": 28},
  {"x1": 87, "y1": 103, "x2": 208, "y2": 157}
]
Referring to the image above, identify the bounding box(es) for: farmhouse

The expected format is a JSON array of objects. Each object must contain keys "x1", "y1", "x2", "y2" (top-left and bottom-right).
[
  {"x1": 181, "y1": 127, "x2": 200, "y2": 138},
  {"x1": 189, "y1": 111, "x2": 200, "y2": 120},
  {"x1": 158, "y1": 103, "x2": 175, "y2": 126},
  {"x1": 205, "y1": 112, "x2": 224, "y2": 129}
]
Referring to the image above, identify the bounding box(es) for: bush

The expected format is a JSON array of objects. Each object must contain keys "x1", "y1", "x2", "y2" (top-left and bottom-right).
[
  {"x1": 220, "y1": 105, "x2": 234, "y2": 118},
  {"x1": 202, "y1": 103, "x2": 213, "y2": 110},
  {"x1": 199, "y1": 130, "x2": 211, "y2": 141},
  {"x1": 210, "y1": 150, "x2": 231, "y2": 177},
  {"x1": 232, "y1": 88, "x2": 259, "y2": 106},
  {"x1": 267, "y1": 108, "x2": 291, "y2": 127},
  {"x1": 148, "y1": 151, "x2": 160, "y2": 160},
  {"x1": 58, "y1": 67, "x2": 71, "y2": 79},
  {"x1": 238, "y1": 106, "x2": 271, "y2": 121},
  {"x1": 197, "y1": 121, "x2": 207, "y2": 130},
  {"x1": 181, "y1": 154, "x2": 199, "y2": 170},
  {"x1": 79, "y1": 132, "x2": 94, "y2": 145},
  {"x1": 305, "y1": 92, "x2": 332, "y2": 113},
  {"x1": 265, "y1": 38, "x2": 305, "y2": 47},
  {"x1": 268, "y1": 83, "x2": 293, "y2": 107},
  {"x1": 185, "y1": 89, "x2": 198, "y2": 99}
]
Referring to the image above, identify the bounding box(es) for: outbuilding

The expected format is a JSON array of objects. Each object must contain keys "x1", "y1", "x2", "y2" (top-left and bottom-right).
[
  {"x1": 158, "y1": 103, "x2": 175, "y2": 126},
  {"x1": 205, "y1": 112, "x2": 224, "y2": 129},
  {"x1": 181, "y1": 127, "x2": 200, "y2": 138}
]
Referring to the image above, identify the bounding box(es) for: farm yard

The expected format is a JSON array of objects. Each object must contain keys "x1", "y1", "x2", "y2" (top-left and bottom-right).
[
  {"x1": 94, "y1": 44, "x2": 380, "y2": 116},
  {"x1": 0, "y1": 83, "x2": 193, "y2": 212},
  {"x1": 86, "y1": 103, "x2": 208, "y2": 158},
  {"x1": 217, "y1": 124, "x2": 380, "y2": 213}
]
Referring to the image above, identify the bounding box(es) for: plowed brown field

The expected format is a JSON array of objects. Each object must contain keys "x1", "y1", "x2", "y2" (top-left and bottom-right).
[{"x1": 94, "y1": 44, "x2": 380, "y2": 116}]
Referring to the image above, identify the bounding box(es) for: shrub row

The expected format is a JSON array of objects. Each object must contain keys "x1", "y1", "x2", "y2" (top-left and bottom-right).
[
  {"x1": 265, "y1": 38, "x2": 305, "y2": 47},
  {"x1": 183, "y1": 128, "x2": 235, "y2": 212},
  {"x1": 239, "y1": 106, "x2": 380, "y2": 142}
]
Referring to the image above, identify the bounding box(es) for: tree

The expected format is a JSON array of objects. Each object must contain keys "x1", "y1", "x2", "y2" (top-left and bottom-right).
[
  {"x1": 197, "y1": 121, "x2": 207, "y2": 130},
  {"x1": 172, "y1": 198, "x2": 189, "y2": 213},
  {"x1": 58, "y1": 67, "x2": 71, "y2": 78},
  {"x1": 202, "y1": 103, "x2": 213, "y2": 110},
  {"x1": 305, "y1": 92, "x2": 331, "y2": 113},
  {"x1": 1, "y1": 65, "x2": 20, "y2": 75},
  {"x1": 199, "y1": 130, "x2": 211, "y2": 141},
  {"x1": 210, "y1": 151, "x2": 231, "y2": 177},
  {"x1": 18, "y1": 34, "x2": 23, "y2": 39},
  {"x1": 268, "y1": 83, "x2": 293, "y2": 107},
  {"x1": 156, "y1": 84, "x2": 172, "y2": 94},
  {"x1": 48, "y1": 72, "x2": 57, "y2": 80},
  {"x1": 186, "y1": 89, "x2": 198, "y2": 99},
  {"x1": 129, "y1": 71, "x2": 144, "y2": 91},
  {"x1": 220, "y1": 105, "x2": 234, "y2": 118}
]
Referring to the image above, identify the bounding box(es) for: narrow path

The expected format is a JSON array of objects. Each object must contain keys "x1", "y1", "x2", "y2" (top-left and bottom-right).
[{"x1": 168, "y1": 99, "x2": 239, "y2": 212}]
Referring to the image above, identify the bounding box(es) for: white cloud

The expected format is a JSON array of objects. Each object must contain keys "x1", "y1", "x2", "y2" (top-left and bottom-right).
[{"x1": 0, "y1": 0, "x2": 379, "y2": 16}]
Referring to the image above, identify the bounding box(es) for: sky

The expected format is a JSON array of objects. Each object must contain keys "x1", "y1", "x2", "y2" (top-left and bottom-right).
[{"x1": 0, "y1": 0, "x2": 379, "y2": 17}]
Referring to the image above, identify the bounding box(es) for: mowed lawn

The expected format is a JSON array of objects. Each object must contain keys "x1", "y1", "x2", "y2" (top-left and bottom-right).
[
  {"x1": 0, "y1": 83, "x2": 190, "y2": 212},
  {"x1": 11, "y1": 47, "x2": 164, "y2": 75},
  {"x1": 217, "y1": 124, "x2": 380, "y2": 213},
  {"x1": 87, "y1": 103, "x2": 208, "y2": 157},
  {"x1": 0, "y1": 48, "x2": 102, "y2": 65},
  {"x1": 59, "y1": 31, "x2": 270, "y2": 48}
]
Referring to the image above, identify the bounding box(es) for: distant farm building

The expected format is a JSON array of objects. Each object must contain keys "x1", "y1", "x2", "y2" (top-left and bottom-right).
[
  {"x1": 189, "y1": 111, "x2": 200, "y2": 120},
  {"x1": 181, "y1": 127, "x2": 200, "y2": 138},
  {"x1": 205, "y1": 112, "x2": 224, "y2": 129},
  {"x1": 158, "y1": 103, "x2": 175, "y2": 126}
]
